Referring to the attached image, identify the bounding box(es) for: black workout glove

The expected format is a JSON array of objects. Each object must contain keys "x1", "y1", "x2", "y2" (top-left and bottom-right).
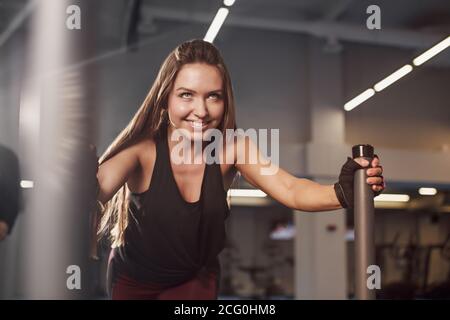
[{"x1": 334, "y1": 156, "x2": 384, "y2": 209}]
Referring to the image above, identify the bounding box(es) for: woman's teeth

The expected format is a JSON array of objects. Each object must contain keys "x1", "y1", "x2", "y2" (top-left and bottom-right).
[{"x1": 188, "y1": 121, "x2": 208, "y2": 129}]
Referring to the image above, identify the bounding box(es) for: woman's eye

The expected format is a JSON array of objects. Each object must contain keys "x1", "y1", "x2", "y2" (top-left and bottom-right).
[
  {"x1": 208, "y1": 93, "x2": 222, "y2": 100},
  {"x1": 179, "y1": 92, "x2": 192, "y2": 99}
]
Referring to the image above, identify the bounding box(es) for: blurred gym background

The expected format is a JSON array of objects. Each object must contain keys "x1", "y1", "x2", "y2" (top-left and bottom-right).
[{"x1": 0, "y1": 0, "x2": 449, "y2": 299}]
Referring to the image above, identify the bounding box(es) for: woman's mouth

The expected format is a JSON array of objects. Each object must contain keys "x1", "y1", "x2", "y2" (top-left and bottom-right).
[{"x1": 187, "y1": 120, "x2": 209, "y2": 130}]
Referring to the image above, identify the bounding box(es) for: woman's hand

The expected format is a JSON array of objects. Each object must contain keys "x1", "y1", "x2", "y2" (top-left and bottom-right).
[
  {"x1": 334, "y1": 155, "x2": 385, "y2": 209},
  {"x1": 364, "y1": 155, "x2": 385, "y2": 194}
]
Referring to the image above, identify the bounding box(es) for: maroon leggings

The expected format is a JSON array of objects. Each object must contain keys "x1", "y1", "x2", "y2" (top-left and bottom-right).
[{"x1": 111, "y1": 270, "x2": 219, "y2": 300}]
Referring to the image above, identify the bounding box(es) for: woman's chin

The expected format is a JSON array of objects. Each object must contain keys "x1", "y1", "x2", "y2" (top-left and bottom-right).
[
  {"x1": 171, "y1": 123, "x2": 218, "y2": 142},
  {"x1": 190, "y1": 131, "x2": 209, "y2": 142},
  {"x1": 175, "y1": 128, "x2": 205, "y2": 142}
]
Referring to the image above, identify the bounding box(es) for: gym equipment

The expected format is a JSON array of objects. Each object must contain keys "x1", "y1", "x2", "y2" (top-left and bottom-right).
[
  {"x1": 377, "y1": 232, "x2": 420, "y2": 299},
  {"x1": 352, "y1": 144, "x2": 376, "y2": 300},
  {"x1": 421, "y1": 233, "x2": 450, "y2": 299}
]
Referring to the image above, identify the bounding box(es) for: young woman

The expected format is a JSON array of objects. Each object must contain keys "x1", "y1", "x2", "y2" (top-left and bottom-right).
[{"x1": 93, "y1": 39, "x2": 385, "y2": 300}]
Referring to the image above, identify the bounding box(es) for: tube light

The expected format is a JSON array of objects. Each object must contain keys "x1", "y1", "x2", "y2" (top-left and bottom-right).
[
  {"x1": 413, "y1": 36, "x2": 450, "y2": 66},
  {"x1": 418, "y1": 187, "x2": 437, "y2": 196},
  {"x1": 228, "y1": 189, "x2": 267, "y2": 197},
  {"x1": 373, "y1": 64, "x2": 413, "y2": 92},
  {"x1": 20, "y1": 180, "x2": 34, "y2": 189},
  {"x1": 374, "y1": 194, "x2": 410, "y2": 202},
  {"x1": 344, "y1": 36, "x2": 450, "y2": 111},
  {"x1": 223, "y1": 0, "x2": 236, "y2": 6},
  {"x1": 344, "y1": 88, "x2": 375, "y2": 111},
  {"x1": 204, "y1": 8, "x2": 229, "y2": 43}
]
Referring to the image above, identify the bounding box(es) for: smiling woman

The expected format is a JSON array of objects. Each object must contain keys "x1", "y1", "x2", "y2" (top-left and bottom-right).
[
  {"x1": 90, "y1": 39, "x2": 385, "y2": 300},
  {"x1": 95, "y1": 40, "x2": 237, "y2": 300},
  {"x1": 167, "y1": 63, "x2": 225, "y2": 140}
]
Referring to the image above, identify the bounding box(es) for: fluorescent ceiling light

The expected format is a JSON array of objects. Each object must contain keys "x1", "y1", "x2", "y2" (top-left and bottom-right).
[
  {"x1": 344, "y1": 36, "x2": 450, "y2": 111},
  {"x1": 374, "y1": 194, "x2": 410, "y2": 202},
  {"x1": 345, "y1": 229, "x2": 355, "y2": 241},
  {"x1": 20, "y1": 180, "x2": 34, "y2": 189},
  {"x1": 228, "y1": 189, "x2": 267, "y2": 197},
  {"x1": 418, "y1": 187, "x2": 437, "y2": 196},
  {"x1": 204, "y1": 8, "x2": 229, "y2": 43},
  {"x1": 270, "y1": 223, "x2": 295, "y2": 240},
  {"x1": 413, "y1": 36, "x2": 450, "y2": 66},
  {"x1": 344, "y1": 88, "x2": 375, "y2": 111},
  {"x1": 223, "y1": 0, "x2": 236, "y2": 6},
  {"x1": 373, "y1": 64, "x2": 413, "y2": 92}
]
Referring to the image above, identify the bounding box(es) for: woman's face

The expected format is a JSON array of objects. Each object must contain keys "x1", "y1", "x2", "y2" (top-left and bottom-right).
[{"x1": 167, "y1": 63, "x2": 225, "y2": 141}]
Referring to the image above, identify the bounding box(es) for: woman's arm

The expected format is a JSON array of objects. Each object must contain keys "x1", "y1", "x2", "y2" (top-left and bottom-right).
[
  {"x1": 234, "y1": 136, "x2": 383, "y2": 212},
  {"x1": 88, "y1": 143, "x2": 141, "y2": 259},
  {"x1": 97, "y1": 143, "x2": 141, "y2": 204}
]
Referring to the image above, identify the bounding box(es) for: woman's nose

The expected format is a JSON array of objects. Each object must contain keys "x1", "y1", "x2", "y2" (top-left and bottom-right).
[{"x1": 193, "y1": 99, "x2": 208, "y2": 118}]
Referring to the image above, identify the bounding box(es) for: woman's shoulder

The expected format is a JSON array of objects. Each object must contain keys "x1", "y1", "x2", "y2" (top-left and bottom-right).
[
  {"x1": 134, "y1": 133, "x2": 156, "y2": 148},
  {"x1": 131, "y1": 134, "x2": 157, "y2": 168}
]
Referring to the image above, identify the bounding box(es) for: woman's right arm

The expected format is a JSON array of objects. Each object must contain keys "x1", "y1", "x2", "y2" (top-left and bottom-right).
[
  {"x1": 97, "y1": 144, "x2": 141, "y2": 204},
  {"x1": 89, "y1": 144, "x2": 141, "y2": 259}
]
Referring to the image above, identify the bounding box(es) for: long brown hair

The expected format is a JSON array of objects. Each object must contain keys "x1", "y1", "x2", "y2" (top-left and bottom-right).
[{"x1": 97, "y1": 39, "x2": 236, "y2": 247}]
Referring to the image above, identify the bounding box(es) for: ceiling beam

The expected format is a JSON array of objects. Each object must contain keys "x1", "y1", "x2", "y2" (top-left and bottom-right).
[{"x1": 142, "y1": 5, "x2": 445, "y2": 50}]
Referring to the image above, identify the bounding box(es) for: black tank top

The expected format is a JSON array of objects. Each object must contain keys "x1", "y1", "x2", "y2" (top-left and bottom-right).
[{"x1": 111, "y1": 129, "x2": 230, "y2": 287}]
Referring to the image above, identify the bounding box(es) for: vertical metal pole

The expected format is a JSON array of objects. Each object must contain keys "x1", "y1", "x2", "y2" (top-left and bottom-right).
[
  {"x1": 19, "y1": 0, "x2": 98, "y2": 299},
  {"x1": 353, "y1": 144, "x2": 376, "y2": 300}
]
